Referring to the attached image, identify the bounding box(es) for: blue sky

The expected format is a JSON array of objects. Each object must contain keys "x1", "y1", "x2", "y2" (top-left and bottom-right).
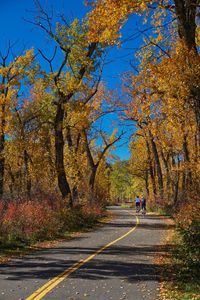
[{"x1": 0, "y1": 0, "x2": 144, "y2": 160}]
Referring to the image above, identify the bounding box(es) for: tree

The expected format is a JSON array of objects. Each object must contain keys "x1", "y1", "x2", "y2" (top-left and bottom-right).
[
  {"x1": 87, "y1": 0, "x2": 200, "y2": 142},
  {"x1": 110, "y1": 160, "x2": 133, "y2": 202},
  {"x1": 82, "y1": 128, "x2": 124, "y2": 202},
  {"x1": 0, "y1": 46, "x2": 35, "y2": 198},
  {"x1": 28, "y1": 5, "x2": 104, "y2": 204}
]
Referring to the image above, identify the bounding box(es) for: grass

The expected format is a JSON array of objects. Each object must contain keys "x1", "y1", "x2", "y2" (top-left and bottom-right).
[
  {"x1": 163, "y1": 279, "x2": 200, "y2": 300},
  {"x1": 160, "y1": 231, "x2": 200, "y2": 300}
]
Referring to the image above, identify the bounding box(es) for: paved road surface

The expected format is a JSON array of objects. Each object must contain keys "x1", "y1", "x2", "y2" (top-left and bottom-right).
[{"x1": 0, "y1": 207, "x2": 172, "y2": 300}]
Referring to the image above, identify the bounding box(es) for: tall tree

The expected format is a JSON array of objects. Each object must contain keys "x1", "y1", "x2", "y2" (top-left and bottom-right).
[
  {"x1": 0, "y1": 46, "x2": 35, "y2": 198},
  {"x1": 29, "y1": 6, "x2": 104, "y2": 204}
]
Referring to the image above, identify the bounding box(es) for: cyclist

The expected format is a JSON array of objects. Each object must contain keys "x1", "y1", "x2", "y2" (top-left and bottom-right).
[
  {"x1": 141, "y1": 197, "x2": 146, "y2": 214},
  {"x1": 135, "y1": 196, "x2": 141, "y2": 213}
]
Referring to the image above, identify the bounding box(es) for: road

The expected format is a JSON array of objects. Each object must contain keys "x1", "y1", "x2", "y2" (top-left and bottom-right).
[{"x1": 0, "y1": 207, "x2": 172, "y2": 300}]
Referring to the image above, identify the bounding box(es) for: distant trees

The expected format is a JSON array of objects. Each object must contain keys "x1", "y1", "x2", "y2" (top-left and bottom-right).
[{"x1": 109, "y1": 161, "x2": 133, "y2": 202}]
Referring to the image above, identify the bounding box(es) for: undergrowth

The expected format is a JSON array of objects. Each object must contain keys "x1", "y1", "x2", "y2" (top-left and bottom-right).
[{"x1": 0, "y1": 199, "x2": 105, "y2": 260}]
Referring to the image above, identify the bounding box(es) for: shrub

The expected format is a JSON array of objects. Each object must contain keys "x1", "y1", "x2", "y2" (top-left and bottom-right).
[
  {"x1": 175, "y1": 194, "x2": 200, "y2": 278},
  {"x1": 0, "y1": 198, "x2": 104, "y2": 249},
  {"x1": 0, "y1": 200, "x2": 61, "y2": 244}
]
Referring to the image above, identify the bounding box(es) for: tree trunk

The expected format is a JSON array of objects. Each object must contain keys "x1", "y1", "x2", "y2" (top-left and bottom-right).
[
  {"x1": 173, "y1": 155, "x2": 180, "y2": 206},
  {"x1": 161, "y1": 151, "x2": 171, "y2": 197},
  {"x1": 174, "y1": 0, "x2": 197, "y2": 51},
  {"x1": 182, "y1": 134, "x2": 192, "y2": 188},
  {"x1": 146, "y1": 139, "x2": 157, "y2": 196},
  {"x1": 24, "y1": 150, "x2": 31, "y2": 198},
  {"x1": 89, "y1": 165, "x2": 98, "y2": 203},
  {"x1": 193, "y1": 91, "x2": 200, "y2": 150},
  {"x1": 149, "y1": 131, "x2": 164, "y2": 198},
  {"x1": 0, "y1": 134, "x2": 5, "y2": 198},
  {"x1": 0, "y1": 99, "x2": 6, "y2": 199},
  {"x1": 174, "y1": 0, "x2": 200, "y2": 143},
  {"x1": 54, "y1": 103, "x2": 72, "y2": 205},
  {"x1": 66, "y1": 127, "x2": 82, "y2": 203},
  {"x1": 145, "y1": 169, "x2": 150, "y2": 196},
  {"x1": 173, "y1": 172, "x2": 180, "y2": 206},
  {"x1": 89, "y1": 167, "x2": 97, "y2": 190},
  {"x1": 44, "y1": 129, "x2": 55, "y2": 181},
  {"x1": 8, "y1": 165, "x2": 15, "y2": 198}
]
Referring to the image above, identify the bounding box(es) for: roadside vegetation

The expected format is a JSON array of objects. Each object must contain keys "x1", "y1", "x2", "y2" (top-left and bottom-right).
[
  {"x1": 0, "y1": 198, "x2": 105, "y2": 261},
  {"x1": 162, "y1": 195, "x2": 200, "y2": 300}
]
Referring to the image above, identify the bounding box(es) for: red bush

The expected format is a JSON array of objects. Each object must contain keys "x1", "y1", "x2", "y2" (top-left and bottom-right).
[{"x1": 0, "y1": 199, "x2": 104, "y2": 246}]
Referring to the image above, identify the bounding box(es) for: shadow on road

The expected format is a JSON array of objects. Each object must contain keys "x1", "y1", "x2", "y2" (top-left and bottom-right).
[
  {"x1": 0, "y1": 211, "x2": 174, "y2": 285},
  {"x1": 0, "y1": 243, "x2": 174, "y2": 283},
  {"x1": 102, "y1": 221, "x2": 174, "y2": 230}
]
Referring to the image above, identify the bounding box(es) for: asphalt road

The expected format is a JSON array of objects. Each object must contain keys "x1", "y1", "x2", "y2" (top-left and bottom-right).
[{"x1": 0, "y1": 207, "x2": 172, "y2": 300}]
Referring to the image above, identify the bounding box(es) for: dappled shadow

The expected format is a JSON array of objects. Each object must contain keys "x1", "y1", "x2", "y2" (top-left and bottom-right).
[
  {"x1": 72, "y1": 259, "x2": 164, "y2": 282},
  {"x1": 0, "y1": 208, "x2": 175, "y2": 286},
  {"x1": 137, "y1": 222, "x2": 174, "y2": 230},
  {"x1": 0, "y1": 243, "x2": 175, "y2": 282},
  {"x1": 101, "y1": 218, "x2": 174, "y2": 230}
]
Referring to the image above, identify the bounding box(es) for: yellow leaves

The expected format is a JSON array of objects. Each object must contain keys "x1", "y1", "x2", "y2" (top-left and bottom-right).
[
  {"x1": 0, "y1": 49, "x2": 35, "y2": 94},
  {"x1": 87, "y1": 0, "x2": 136, "y2": 44},
  {"x1": 66, "y1": 74, "x2": 82, "y2": 94},
  {"x1": 125, "y1": 33, "x2": 199, "y2": 165},
  {"x1": 0, "y1": 67, "x2": 10, "y2": 77},
  {"x1": 196, "y1": 26, "x2": 200, "y2": 47},
  {"x1": 55, "y1": 73, "x2": 84, "y2": 96},
  {"x1": 86, "y1": 0, "x2": 162, "y2": 44},
  {"x1": 0, "y1": 94, "x2": 6, "y2": 104},
  {"x1": 155, "y1": 33, "x2": 163, "y2": 43},
  {"x1": 15, "y1": 49, "x2": 34, "y2": 66}
]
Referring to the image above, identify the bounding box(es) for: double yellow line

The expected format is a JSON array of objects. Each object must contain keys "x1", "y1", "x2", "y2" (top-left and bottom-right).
[{"x1": 26, "y1": 213, "x2": 139, "y2": 300}]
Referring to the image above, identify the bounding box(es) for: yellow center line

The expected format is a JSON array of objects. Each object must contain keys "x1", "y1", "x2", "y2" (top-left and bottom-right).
[{"x1": 26, "y1": 211, "x2": 139, "y2": 300}]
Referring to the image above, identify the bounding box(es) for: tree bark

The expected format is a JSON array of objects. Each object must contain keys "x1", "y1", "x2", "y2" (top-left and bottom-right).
[
  {"x1": 146, "y1": 139, "x2": 157, "y2": 196},
  {"x1": 173, "y1": 155, "x2": 180, "y2": 206},
  {"x1": 149, "y1": 131, "x2": 164, "y2": 198},
  {"x1": 89, "y1": 165, "x2": 98, "y2": 193},
  {"x1": 54, "y1": 103, "x2": 72, "y2": 204},
  {"x1": 145, "y1": 169, "x2": 150, "y2": 196},
  {"x1": 182, "y1": 134, "x2": 192, "y2": 188},
  {"x1": 24, "y1": 150, "x2": 32, "y2": 198},
  {"x1": 193, "y1": 91, "x2": 200, "y2": 150},
  {"x1": 174, "y1": 0, "x2": 197, "y2": 51},
  {"x1": 161, "y1": 151, "x2": 171, "y2": 196},
  {"x1": 0, "y1": 134, "x2": 5, "y2": 198},
  {"x1": 0, "y1": 101, "x2": 5, "y2": 198},
  {"x1": 174, "y1": 0, "x2": 200, "y2": 143}
]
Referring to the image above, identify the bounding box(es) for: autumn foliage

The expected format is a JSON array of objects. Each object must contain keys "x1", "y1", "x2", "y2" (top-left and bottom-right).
[
  {"x1": 0, "y1": 198, "x2": 104, "y2": 247},
  {"x1": 0, "y1": 3, "x2": 199, "y2": 289}
]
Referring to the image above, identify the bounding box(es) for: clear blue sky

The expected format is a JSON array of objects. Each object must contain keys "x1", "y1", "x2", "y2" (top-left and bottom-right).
[{"x1": 0, "y1": 0, "x2": 144, "y2": 160}]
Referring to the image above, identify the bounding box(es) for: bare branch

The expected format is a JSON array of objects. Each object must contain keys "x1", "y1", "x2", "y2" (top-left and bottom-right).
[{"x1": 38, "y1": 46, "x2": 57, "y2": 73}]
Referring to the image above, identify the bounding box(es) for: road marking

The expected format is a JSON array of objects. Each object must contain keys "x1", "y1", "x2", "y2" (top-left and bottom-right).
[{"x1": 26, "y1": 212, "x2": 139, "y2": 300}]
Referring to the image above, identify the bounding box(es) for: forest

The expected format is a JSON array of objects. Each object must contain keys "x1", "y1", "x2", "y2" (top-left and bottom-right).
[{"x1": 0, "y1": 1, "x2": 199, "y2": 299}]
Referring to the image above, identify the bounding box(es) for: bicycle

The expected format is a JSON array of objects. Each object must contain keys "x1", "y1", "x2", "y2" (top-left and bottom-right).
[
  {"x1": 136, "y1": 204, "x2": 141, "y2": 213},
  {"x1": 141, "y1": 207, "x2": 146, "y2": 215}
]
